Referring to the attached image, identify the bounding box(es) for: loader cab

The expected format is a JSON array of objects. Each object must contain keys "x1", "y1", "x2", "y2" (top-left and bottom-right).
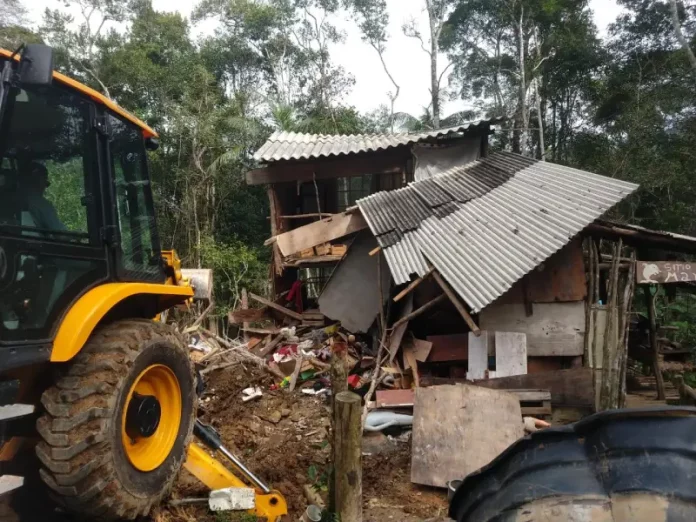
[{"x1": 0, "y1": 47, "x2": 165, "y2": 352}]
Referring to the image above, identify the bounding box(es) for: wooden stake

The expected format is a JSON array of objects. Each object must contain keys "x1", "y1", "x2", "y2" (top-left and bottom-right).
[
  {"x1": 393, "y1": 267, "x2": 435, "y2": 302},
  {"x1": 334, "y1": 392, "x2": 362, "y2": 522},
  {"x1": 369, "y1": 246, "x2": 382, "y2": 257},
  {"x1": 431, "y1": 270, "x2": 481, "y2": 336},
  {"x1": 644, "y1": 285, "x2": 666, "y2": 400}
]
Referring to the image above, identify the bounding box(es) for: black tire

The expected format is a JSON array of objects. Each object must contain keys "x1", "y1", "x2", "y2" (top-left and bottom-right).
[{"x1": 36, "y1": 319, "x2": 196, "y2": 520}]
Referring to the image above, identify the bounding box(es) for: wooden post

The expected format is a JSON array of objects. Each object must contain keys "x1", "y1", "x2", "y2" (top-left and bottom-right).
[
  {"x1": 334, "y1": 391, "x2": 362, "y2": 522},
  {"x1": 328, "y1": 342, "x2": 348, "y2": 514},
  {"x1": 241, "y1": 288, "x2": 249, "y2": 342},
  {"x1": 644, "y1": 285, "x2": 666, "y2": 400}
]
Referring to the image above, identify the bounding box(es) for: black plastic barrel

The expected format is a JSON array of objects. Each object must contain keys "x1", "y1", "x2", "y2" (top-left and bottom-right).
[{"x1": 449, "y1": 406, "x2": 696, "y2": 522}]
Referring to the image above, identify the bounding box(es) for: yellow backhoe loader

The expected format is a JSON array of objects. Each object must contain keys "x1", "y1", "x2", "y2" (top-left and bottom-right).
[{"x1": 0, "y1": 44, "x2": 287, "y2": 521}]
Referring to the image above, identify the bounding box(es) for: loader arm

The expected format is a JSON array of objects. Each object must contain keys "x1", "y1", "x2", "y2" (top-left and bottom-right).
[{"x1": 186, "y1": 420, "x2": 288, "y2": 521}]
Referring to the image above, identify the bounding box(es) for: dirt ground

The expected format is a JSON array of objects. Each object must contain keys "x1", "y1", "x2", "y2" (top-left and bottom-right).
[{"x1": 153, "y1": 362, "x2": 450, "y2": 522}]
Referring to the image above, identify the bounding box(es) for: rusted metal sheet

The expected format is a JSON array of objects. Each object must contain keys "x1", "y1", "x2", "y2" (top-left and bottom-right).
[{"x1": 637, "y1": 261, "x2": 696, "y2": 284}]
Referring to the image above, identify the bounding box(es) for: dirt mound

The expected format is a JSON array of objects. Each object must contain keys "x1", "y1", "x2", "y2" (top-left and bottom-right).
[{"x1": 157, "y1": 360, "x2": 447, "y2": 521}]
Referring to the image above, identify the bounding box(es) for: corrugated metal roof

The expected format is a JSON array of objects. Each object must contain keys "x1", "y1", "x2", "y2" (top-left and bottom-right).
[
  {"x1": 357, "y1": 151, "x2": 638, "y2": 313},
  {"x1": 253, "y1": 121, "x2": 497, "y2": 162}
]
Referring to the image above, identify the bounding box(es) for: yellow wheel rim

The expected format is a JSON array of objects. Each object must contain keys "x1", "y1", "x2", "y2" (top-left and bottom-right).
[{"x1": 121, "y1": 364, "x2": 182, "y2": 472}]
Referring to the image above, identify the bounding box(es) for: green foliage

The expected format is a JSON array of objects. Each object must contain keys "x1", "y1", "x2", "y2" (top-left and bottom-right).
[
  {"x1": 199, "y1": 235, "x2": 268, "y2": 315},
  {"x1": 307, "y1": 463, "x2": 329, "y2": 492},
  {"x1": 44, "y1": 159, "x2": 88, "y2": 233}
]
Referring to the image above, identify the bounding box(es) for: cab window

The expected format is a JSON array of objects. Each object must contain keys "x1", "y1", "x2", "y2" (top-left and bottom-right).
[
  {"x1": 0, "y1": 79, "x2": 98, "y2": 243},
  {"x1": 109, "y1": 114, "x2": 162, "y2": 279}
]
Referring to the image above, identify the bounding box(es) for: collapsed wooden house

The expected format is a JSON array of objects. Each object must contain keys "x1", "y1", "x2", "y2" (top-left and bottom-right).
[{"x1": 245, "y1": 122, "x2": 696, "y2": 418}]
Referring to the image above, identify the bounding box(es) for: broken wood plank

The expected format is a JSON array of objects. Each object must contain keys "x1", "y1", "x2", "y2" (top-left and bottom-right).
[
  {"x1": 375, "y1": 389, "x2": 415, "y2": 408},
  {"x1": 387, "y1": 293, "x2": 413, "y2": 361},
  {"x1": 258, "y1": 334, "x2": 284, "y2": 358},
  {"x1": 393, "y1": 268, "x2": 435, "y2": 303},
  {"x1": 432, "y1": 270, "x2": 481, "y2": 336},
  {"x1": 248, "y1": 293, "x2": 303, "y2": 321},
  {"x1": 392, "y1": 294, "x2": 447, "y2": 330},
  {"x1": 403, "y1": 343, "x2": 420, "y2": 387},
  {"x1": 274, "y1": 211, "x2": 367, "y2": 257},
  {"x1": 411, "y1": 385, "x2": 523, "y2": 488}
]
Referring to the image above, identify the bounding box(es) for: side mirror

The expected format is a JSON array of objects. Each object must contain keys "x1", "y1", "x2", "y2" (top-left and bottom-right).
[
  {"x1": 145, "y1": 137, "x2": 159, "y2": 151},
  {"x1": 17, "y1": 44, "x2": 54, "y2": 86}
]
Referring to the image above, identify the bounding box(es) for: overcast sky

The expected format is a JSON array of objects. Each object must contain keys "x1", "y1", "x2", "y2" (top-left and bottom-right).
[{"x1": 26, "y1": 0, "x2": 624, "y2": 118}]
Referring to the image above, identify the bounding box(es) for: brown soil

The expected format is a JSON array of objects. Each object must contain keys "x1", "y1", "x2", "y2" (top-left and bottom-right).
[
  {"x1": 363, "y1": 446, "x2": 449, "y2": 521},
  {"x1": 155, "y1": 361, "x2": 448, "y2": 522}
]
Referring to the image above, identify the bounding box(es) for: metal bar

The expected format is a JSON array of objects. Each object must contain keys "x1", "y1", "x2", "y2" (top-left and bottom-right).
[{"x1": 217, "y1": 445, "x2": 271, "y2": 494}]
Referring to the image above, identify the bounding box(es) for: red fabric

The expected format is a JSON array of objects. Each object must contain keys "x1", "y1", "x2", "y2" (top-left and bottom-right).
[{"x1": 286, "y1": 280, "x2": 303, "y2": 312}]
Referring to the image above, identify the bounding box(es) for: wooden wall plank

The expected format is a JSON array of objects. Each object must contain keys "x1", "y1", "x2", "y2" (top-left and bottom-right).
[
  {"x1": 479, "y1": 302, "x2": 586, "y2": 356},
  {"x1": 496, "y1": 240, "x2": 587, "y2": 304},
  {"x1": 472, "y1": 368, "x2": 595, "y2": 409}
]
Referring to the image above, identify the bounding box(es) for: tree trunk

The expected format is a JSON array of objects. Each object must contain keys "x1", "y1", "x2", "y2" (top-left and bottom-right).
[
  {"x1": 430, "y1": 27, "x2": 440, "y2": 128},
  {"x1": 534, "y1": 77, "x2": 545, "y2": 160},
  {"x1": 533, "y1": 27, "x2": 545, "y2": 160},
  {"x1": 669, "y1": 0, "x2": 696, "y2": 73},
  {"x1": 517, "y1": 8, "x2": 528, "y2": 155}
]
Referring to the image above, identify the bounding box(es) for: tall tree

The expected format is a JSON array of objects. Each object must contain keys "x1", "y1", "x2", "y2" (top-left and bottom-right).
[
  {"x1": 345, "y1": 0, "x2": 401, "y2": 130},
  {"x1": 403, "y1": 0, "x2": 453, "y2": 128},
  {"x1": 41, "y1": 0, "x2": 128, "y2": 96}
]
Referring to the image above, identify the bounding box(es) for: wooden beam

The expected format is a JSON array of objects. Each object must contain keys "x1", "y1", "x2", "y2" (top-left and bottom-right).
[
  {"x1": 431, "y1": 270, "x2": 481, "y2": 336},
  {"x1": 247, "y1": 149, "x2": 406, "y2": 185},
  {"x1": 282, "y1": 255, "x2": 344, "y2": 267},
  {"x1": 644, "y1": 286, "x2": 666, "y2": 400},
  {"x1": 393, "y1": 268, "x2": 435, "y2": 302},
  {"x1": 274, "y1": 211, "x2": 367, "y2": 257},
  {"x1": 248, "y1": 292, "x2": 303, "y2": 321},
  {"x1": 368, "y1": 246, "x2": 382, "y2": 257},
  {"x1": 391, "y1": 294, "x2": 447, "y2": 330},
  {"x1": 588, "y1": 222, "x2": 696, "y2": 254}
]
